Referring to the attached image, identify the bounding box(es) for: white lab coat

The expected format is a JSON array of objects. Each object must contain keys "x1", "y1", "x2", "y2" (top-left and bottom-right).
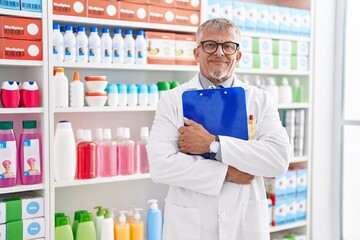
[{"x1": 147, "y1": 74, "x2": 290, "y2": 240}]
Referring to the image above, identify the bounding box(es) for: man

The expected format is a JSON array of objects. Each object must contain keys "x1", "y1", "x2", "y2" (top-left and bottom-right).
[{"x1": 146, "y1": 18, "x2": 290, "y2": 240}]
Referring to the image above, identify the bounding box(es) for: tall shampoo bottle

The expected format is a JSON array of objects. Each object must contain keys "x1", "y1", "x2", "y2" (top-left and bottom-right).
[
  {"x1": 115, "y1": 211, "x2": 130, "y2": 240},
  {"x1": 135, "y1": 30, "x2": 147, "y2": 64},
  {"x1": 88, "y1": 27, "x2": 101, "y2": 63},
  {"x1": 146, "y1": 199, "x2": 162, "y2": 240},
  {"x1": 70, "y1": 71, "x2": 85, "y2": 107},
  {"x1": 76, "y1": 26, "x2": 88, "y2": 63},
  {"x1": 53, "y1": 23, "x2": 64, "y2": 62},
  {"x1": 53, "y1": 67, "x2": 69, "y2": 107},
  {"x1": 63, "y1": 25, "x2": 76, "y2": 62},
  {"x1": 100, "y1": 209, "x2": 114, "y2": 240},
  {"x1": 0, "y1": 121, "x2": 17, "y2": 188},
  {"x1": 101, "y1": 28, "x2": 112, "y2": 64},
  {"x1": 112, "y1": 28, "x2": 124, "y2": 64},
  {"x1": 94, "y1": 206, "x2": 104, "y2": 240},
  {"x1": 76, "y1": 213, "x2": 97, "y2": 240}
]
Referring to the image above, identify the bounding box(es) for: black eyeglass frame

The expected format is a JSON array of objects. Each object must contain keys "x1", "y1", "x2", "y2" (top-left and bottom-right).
[{"x1": 198, "y1": 40, "x2": 240, "y2": 55}]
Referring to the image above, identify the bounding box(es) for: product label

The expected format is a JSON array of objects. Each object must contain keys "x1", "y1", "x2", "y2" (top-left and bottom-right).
[
  {"x1": 23, "y1": 139, "x2": 41, "y2": 176},
  {"x1": 0, "y1": 141, "x2": 16, "y2": 179}
]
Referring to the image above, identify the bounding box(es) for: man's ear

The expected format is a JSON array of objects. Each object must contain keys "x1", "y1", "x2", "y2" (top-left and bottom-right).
[
  {"x1": 193, "y1": 47, "x2": 200, "y2": 62},
  {"x1": 236, "y1": 51, "x2": 242, "y2": 62}
]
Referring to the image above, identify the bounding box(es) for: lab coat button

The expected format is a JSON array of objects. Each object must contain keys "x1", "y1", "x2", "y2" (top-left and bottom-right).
[{"x1": 220, "y1": 212, "x2": 227, "y2": 220}]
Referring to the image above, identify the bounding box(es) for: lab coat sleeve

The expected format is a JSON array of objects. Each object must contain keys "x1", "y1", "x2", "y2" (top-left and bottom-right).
[
  {"x1": 146, "y1": 90, "x2": 228, "y2": 197},
  {"x1": 220, "y1": 91, "x2": 291, "y2": 177}
]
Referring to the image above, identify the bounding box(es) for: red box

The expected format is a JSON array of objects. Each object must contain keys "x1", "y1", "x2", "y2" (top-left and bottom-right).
[
  {"x1": 175, "y1": 0, "x2": 201, "y2": 11},
  {"x1": 146, "y1": 31, "x2": 175, "y2": 65},
  {"x1": 87, "y1": 0, "x2": 119, "y2": 20},
  {"x1": 121, "y1": 0, "x2": 148, "y2": 4},
  {"x1": 149, "y1": 0, "x2": 175, "y2": 8},
  {"x1": 53, "y1": 0, "x2": 87, "y2": 17},
  {"x1": 148, "y1": 6, "x2": 176, "y2": 25},
  {"x1": 175, "y1": 8, "x2": 200, "y2": 26},
  {"x1": 175, "y1": 33, "x2": 197, "y2": 65},
  {"x1": 0, "y1": 39, "x2": 3, "y2": 59},
  {"x1": 119, "y1": 2, "x2": 148, "y2": 22},
  {"x1": 3, "y1": 39, "x2": 42, "y2": 60},
  {"x1": 3, "y1": 17, "x2": 42, "y2": 40}
]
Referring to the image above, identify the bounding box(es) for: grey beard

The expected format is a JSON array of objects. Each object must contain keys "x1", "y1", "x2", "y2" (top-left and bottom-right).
[{"x1": 209, "y1": 70, "x2": 227, "y2": 80}]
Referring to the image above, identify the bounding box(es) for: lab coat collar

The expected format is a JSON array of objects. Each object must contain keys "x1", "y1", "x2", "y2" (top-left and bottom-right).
[{"x1": 184, "y1": 73, "x2": 248, "y2": 91}]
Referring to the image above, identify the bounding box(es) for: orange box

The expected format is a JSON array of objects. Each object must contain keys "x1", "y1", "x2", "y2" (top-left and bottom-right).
[
  {"x1": 146, "y1": 31, "x2": 175, "y2": 65},
  {"x1": 175, "y1": 33, "x2": 197, "y2": 65},
  {"x1": 149, "y1": 0, "x2": 175, "y2": 8},
  {"x1": 175, "y1": 8, "x2": 200, "y2": 26},
  {"x1": 53, "y1": 0, "x2": 87, "y2": 17},
  {"x1": 3, "y1": 17, "x2": 42, "y2": 40},
  {"x1": 148, "y1": 6, "x2": 176, "y2": 25},
  {"x1": 175, "y1": 0, "x2": 201, "y2": 11},
  {"x1": 119, "y1": 2, "x2": 148, "y2": 22},
  {"x1": 0, "y1": 39, "x2": 3, "y2": 59},
  {"x1": 87, "y1": 0, "x2": 119, "y2": 20},
  {"x1": 3, "y1": 39, "x2": 42, "y2": 60},
  {"x1": 0, "y1": 17, "x2": 3, "y2": 38},
  {"x1": 121, "y1": 0, "x2": 148, "y2": 4}
]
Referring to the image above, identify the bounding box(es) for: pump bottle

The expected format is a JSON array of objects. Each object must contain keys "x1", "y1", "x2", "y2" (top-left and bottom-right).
[
  {"x1": 147, "y1": 199, "x2": 162, "y2": 240},
  {"x1": 100, "y1": 209, "x2": 114, "y2": 240},
  {"x1": 115, "y1": 211, "x2": 130, "y2": 240},
  {"x1": 130, "y1": 208, "x2": 144, "y2": 240}
]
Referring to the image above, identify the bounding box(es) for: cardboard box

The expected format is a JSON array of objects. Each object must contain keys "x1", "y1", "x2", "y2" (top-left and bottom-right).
[
  {"x1": 296, "y1": 168, "x2": 307, "y2": 194},
  {"x1": 220, "y1": 0, "x2": 232, "y2": 21},
  {"x1": 207, "y1": 0, "x2": 220, "y2": 19},
  {"x1": 0, "y1": 0, "x2": 20, "y2": 10},
  {"x1": 149, "y1": 0, "x2": 175, "y2": 8},
  {"x1": 245, "y1": 3, "x2": 257, "y2": 31},
  {"x1": 290, "y1": 8, "x2": 301, "y2": 35},
  {"x1": 286, "y1": 197, "x2": 298, "y2": 223},
  {"x1": 286, "y1": 169, "x2": 297, "y2": 197},
  {"x1": 233, "y1": 1, "x2": 246, "y2": 30},
  {"x1": 146, "y1": 31, "x2": 175, "y2": 65},
  {"x1": 87, "y1": 0, "x2": 119, "y2": 20},
  {"x1": 121, "y1": 0, "x2": 148, "y2": 4},
  {"x1": 175, "y1": 33, "x2": 197, "y2": 65},
  {"x1": 119, "y1": 2, "x2": 148, "y2": 22},
  {"x1": 256, "y1": 3, "x2": 268, "y2": 32},
  {"x1": 174, "y1": 8, "x2": 200, "y2": 27},
  {"x1": 148, "y1": 5, "x2": 175, "y2": 25},
  {"x1": 6, "y1": 217, "x2": 45, "y2": 240},
  {"x1": 175, "y1": 0, "x2": 200, "y2": 11},
  {"x1": 21, "y1": 0, "x2": 42, "y2": 12},
  {"x1": 3, "y1": 17, "x2": 42, "y2": 40},
  {"x1": 270, "y1": 195, "x2": 286, "y2": 226},
  {"x1": 296, "y1": 193, "x2": 307, "y2": 221},
  {"x1": 0, "y1": 203, "x2": 5, "y2": 224},
  {"x1": 2, "y1": 195, "x2": 43, "y2": 222},
  {"x1": 0, "y1": 224, "x2": 5, "y2": 240},
  {"x1": 4, "y1": 39, "x2": 42, "y2": 61},
  {"x1": 268, "y1": 5, "x2": 279, "y2": 34},
  {"x1": 264, "y1": 175, "x2": 287, "y2": 198},
  {"x1": 53, "y1": 0, "x2": 87, "y2": 17},
  {"x1": 279, "y1": 6, "x2": 290, "y2": 34}
]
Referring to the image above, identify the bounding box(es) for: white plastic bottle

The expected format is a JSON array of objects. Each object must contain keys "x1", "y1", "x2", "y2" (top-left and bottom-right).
[
  {"x1": 117, "y1": 84, "x2": 128, "y2": 107},
  {"x1": 70, "y1": 71, "x2": 84, "y2": 107},
  {"x1": 127, "y1": 84, "x2": 138, "y2": 107},
  {"x1": 53, "y1": 68, "x2": 69, "y2": 107},
  {"x1": 292, "y1": 77, "x2": 304, "y2": 103},
  {"x1": 124, "y1": 29, "x2": 135, "y2": 64},
  {"x1": 148, "y1": 84, "x2": 159, "y2": 107},
  {"x1": 135, "y1": 30, "x2": 147, "y2": 64},
  {"x1": 54, "y1": 120, "x2": 76, "y2": 182},
  {"x1": 107, "y1": 83, "x2": 118, "y2": 107},
  {"x1": 113, "y1": 28, "x2": 124, "y2": 64},
  {"x1": 63, "y1": 25, "x2": 76, "y2": 62},
  {"x1": 101, "y1": 209, "x2": 114, "y2": 240},
  {"x1": 88, "y1": 27, "x2": 101, "y2": 63},
  {"x1": 94, "y1": 206, "x2": 104, "y2": 240},
  {"x1": 76, "y1": 26, "x2": 88, "y2": 63},
  {"x1": 278, "y1": 77, "x2": 293, "y2": 104},
  {"x1": 53, "y1": 23, "x2": 64, "y2": 62},
  {"x1": 265, "y1": 77, "x2": 279, "y2": 103},
  {"x1": 101, "y1": 28, "x2": 112, "y2": 64},
  {"x1": 137, "y1": 84, "x2": 148, "y2": 106}
]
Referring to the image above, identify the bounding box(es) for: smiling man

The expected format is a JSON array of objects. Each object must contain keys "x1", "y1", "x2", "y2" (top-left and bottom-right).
[{"x1": 147, "y1": 18, "x2": 291, "y2": 240}]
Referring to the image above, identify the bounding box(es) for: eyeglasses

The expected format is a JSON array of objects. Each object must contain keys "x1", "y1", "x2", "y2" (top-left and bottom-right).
[{"x1": 198, "y1": 40, "x2": 240, "y2": 55}]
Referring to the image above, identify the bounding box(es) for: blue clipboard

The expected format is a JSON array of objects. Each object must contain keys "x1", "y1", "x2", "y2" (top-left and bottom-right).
[{"x1": 182, "y1": 87, "x2": 249, "y2": 142}]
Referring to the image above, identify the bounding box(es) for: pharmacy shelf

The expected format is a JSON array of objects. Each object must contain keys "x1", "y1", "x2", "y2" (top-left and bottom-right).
[
  {"x1": 0, "y1": 60, "x2": 43, "y2": 67},
  {"x1": 235, "y1": 68, "x2": 310, "y2": 76},
  {"x1": 54, "y1": 173, "x2": 151, "y2": 188},
  {"x1": 290, "y1": 156, "x2": 308, "y2": 163},
  {"x1": 53, "y1": 62, "x2": 199, "y2": 72},
  {"x1": 54, "y1": 106, "x2": 156, "y2": 113},
  {"x1": 242, "y1": 31, "x2": 310, "y2": 42},
  {"x1": 0, "y1": 9, "x2": 42, "y2": 18},
  {"x1": 0, "y1": 183, "x2": 45, "y2": 195},
  {"x1": 0, "y1": 107, "x2": 44, "y2": 114},
  {"x1": 270, "y1": 221, "x2": 307, "y2": 233},
  {"x1": 277, "y1": 103, "x2": 309, "y2": 109},
  {"x1": 53, "y1": 15, "x2": 198, "y2": 33}
]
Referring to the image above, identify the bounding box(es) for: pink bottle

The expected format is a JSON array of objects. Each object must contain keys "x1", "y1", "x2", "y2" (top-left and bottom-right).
[
  {"x1": 97, "y1": 128, "x2": 117, "y2": 177},
  {"x1": 0, "y1": 121, "x2": 17, "y2": 187},
  {"x1": 19, "y1": 120, "x2": 42, "y2": 185},
  {"x1": 119, "y1": 128, "x2": 134, "y2": 175},
  {"x1": 1, "y1": 81, "x2": 20, "y2": 108},
  {"x1": 135, "y1": 127, "x2": 149, "y2": 174},
  {"x1": 77, "y1": 129, "x2": 97, "y2": 179},
  {"x1": 21, "y1": 81, "x2": 39, "y2": 107}
]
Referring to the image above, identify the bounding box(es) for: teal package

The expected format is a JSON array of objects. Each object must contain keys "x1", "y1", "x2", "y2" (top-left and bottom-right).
[{"x1": 21, "y1": 0, "x2": 42, "y2": 12}]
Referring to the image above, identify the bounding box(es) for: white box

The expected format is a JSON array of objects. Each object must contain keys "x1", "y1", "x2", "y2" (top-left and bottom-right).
[
  {"x1": 0, "y1": 224, "x2": 5, "y2": 240},
  {"x1": 297, "y1": 56, "x2": 309, "y2": 70},
  {"x1": 279, "y1": 55, "x2": 291, "y2": 70},
  {"x1": 239, "y1": 52, "x2": 253, "y2": 68},
  {"x1": 296, "y1": 41, "x2": 309, "y2": 56},
  {"x1": 220, "y1": 0, "x2": 233, "y2": 20},
  {"x1": 286, "y1": 170, "x2": 297, "y2": 197},
  {"x1": 207, "y1": 0, "x2": 220, "y2": 19},
  {"x1": 256, "y1": 3, "x2": 268, "y2": 32},
  {"x1": 268, "y1": 5, "x2": 279, "y2": 34},
  {"x1": 0, "y1": 203, "x2": 4, "y2": 224},
  {"x1": 260, "y1": 54, "x2": 273, "y2": 69},
  {"x1": 299, "y1": 9, "x2": 311, "y2": 36},
  {"x1": 245, "y1": 3, "x2": 257, "y2": 31},
  {"x1": 240, "y1": 36, "x2": 253, "y2": 53},
  {"x1": 279, "y1": 40, "x2": 291, "y2": 55},
  {"x1": 290, "y1": 8, "x2": 301, "y2": 35},
  {"x1": 279, "y1": 6, "x2": 290, "y2": 34},
  {"x1": 259, "y1": 38, "x2": 272, "y2": 54},
  {"x1": 233, "y1": 1, "x2": 246, "y2": 30},
  {"x1": 296, "y1": 168, "x2": 307, "y2": 194}
]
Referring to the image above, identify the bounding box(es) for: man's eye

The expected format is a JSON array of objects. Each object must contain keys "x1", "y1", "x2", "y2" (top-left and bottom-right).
[{"x1": 206, "y1": 43, "x2": 216, "y2": 48}]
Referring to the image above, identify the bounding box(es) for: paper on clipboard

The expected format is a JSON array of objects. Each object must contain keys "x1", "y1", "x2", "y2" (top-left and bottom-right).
[{"x1": 182, "y1": 87, "x2": 248, "y2": 141}]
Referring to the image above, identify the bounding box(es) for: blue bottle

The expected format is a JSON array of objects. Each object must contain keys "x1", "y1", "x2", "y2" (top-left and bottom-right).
[{"x1": 147, "y1": 199, "x2": 162, "y2": 240}]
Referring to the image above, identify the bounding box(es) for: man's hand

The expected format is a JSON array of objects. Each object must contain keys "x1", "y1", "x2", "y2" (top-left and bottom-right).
[
  {"x1": 225, "y1": 166, "x2": 255, "y2": 184},
  {"x1": 178, "y1": 117, "x2": 214, "y2": 154}
]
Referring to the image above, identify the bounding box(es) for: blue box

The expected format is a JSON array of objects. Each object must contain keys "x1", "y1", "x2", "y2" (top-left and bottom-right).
[
  {"x1": 296, "y1": 168, "x2": 307, "y2": 194},
  {"x1": 207, "y1": 0, "x2": 220, "y2": 19},
  {"x1": 296, "y1": 193, "x2": 307, "y2": 221},
  {"x1": 265, "y1": 175, "x2": 287, "y2": 198},
  {"x1": 286, "y1": 170, "x2": 297, "y2": 197},
  {"x1": 256, "y1": 4, "x2": 268, "y2": 32},
  {"x1": 273, "y1": 197, "x2": 286, "y2": 226},
  {"x1": 245, "y1": 3, "x2": 257, "y2": 31},
  {"x1": 0, "y1": 0, "x2": 20, "y2": 10},
  {"x1": 21, "y1": 0, "x2": 42, "y2": 12},
  {"x1": 289, "y1": 8, "x2": 301, "y2": 35},
  {"x1": 268, "y1": 5, "x2": 279, "y2": 34},
  {"x1": 233, "y1": 1, "x2": 246, "y2": 30},
  {"x1": 286, "y1": 197, "x2": 297, "y2": 223},
  {"x1": 299, "y1": 9, "x2": 311, "y2": 36},
  {"x1": 279, "y1": 6, "x2": 290, "y2": 34},
  {"x1": 220, "y1": 0, "x2": 233, "y2": 21}
]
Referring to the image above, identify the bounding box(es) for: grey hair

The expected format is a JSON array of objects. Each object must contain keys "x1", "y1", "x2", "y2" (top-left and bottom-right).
[{"x1": 196, "y1": 18, "x2": 241, "y2": 44}]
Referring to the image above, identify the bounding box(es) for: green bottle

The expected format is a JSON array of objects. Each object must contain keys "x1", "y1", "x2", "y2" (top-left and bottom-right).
[
  {"x1": 55, "y1": 216, "x2": 74, "y2": 240},
  {"x1": 72, "y1": 210, "x2": 88, "y2": 239},
  {"x1": 76, "y1": 213, "x2": 97, "y2": 240}
]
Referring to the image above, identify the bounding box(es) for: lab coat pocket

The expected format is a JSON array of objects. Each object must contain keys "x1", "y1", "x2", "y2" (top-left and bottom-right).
[
  {"x1": 242, "y1": 199, "x2": 270, "y2": 240},
  {"x1": 164, "y1": 202, "x2": 200, "y2": 240}
]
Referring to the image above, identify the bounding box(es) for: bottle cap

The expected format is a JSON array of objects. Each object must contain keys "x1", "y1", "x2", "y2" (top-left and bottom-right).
[
  {"x1": 114, "y1": 28, "x2": 121, "y2": 34},
  {"x1": 125, "y1": 29, "x2": 132, "y2": 35},
  {"x1": 22, "y1": 81, "x2": 38, "y2": 90},
  {"x1": 76, "y1": 129, "x2": 84, "y2": 140},
  {"x1": 107, "y1": 83, "x2": 118, "y2": 94},
  {"x1": 103, "y1": 209, "x2": 112, "y2": 219},
  {"x1": 55, "y1": 216, "x2": 70, "y2": 227},
  {"x1": 79, "y1": 213, "x2": 93, "y2": 223},
  {"x1": 55, "y1": 212, "x2": 65, "y2": 221},
  {"x1": 78, "y1": 26, "x2": 85, "y2": 32},
  {"x1": 65, "y1": 25, "x2": 73, "y2": 31},
  {"x1": 83, "y1": 129, "x2": 92, "y2": 141},
  {"x1": 133, "y1": 208, "x2": 143, "y2": 220},
  {"x1": 127, "y1": 84, "x2": 137, "y2": 94},
  {"x1": 90, "y1": 27, "x2": 98, "y2": 32},
  {"x1": 148, "y1": 84, "x2": 158, "y2": 94},
  {"x1": 117, "y1": 83, "x2": 127, "y2": 94},
  {"x1": 94, "y1": 206, "x2": 104, "y2": 217},
  {"x1": 103, "y1": 128, "x2": 112, "y2": 140},
  {"x1": 55, "y1": 67, "x2": 65, "y2": 73},
  {"x1": 116, "y1": 127, "x2": 124, "y2": 138},
  {"x1": 123, "y1": 128, "x2": 130, "y2": 139},
  {"x1": 73, "y1": 72, "x2": 80, "y2": 81},
  {"x1": 140, "y1": 127, "x2": 149, "y2": 139},
  {"x1": 138, "y1": 84, "x2": 148, "y2": 94},
  {"x1": 147, "y1": 199, "x2": 159, "y2": 210},
  {"x1": 157, "y1": 82, "x2": 170, "y2": 91},
  {"x1": 137, "y1": 30, "x2": 144, "y2": 36},
  {"x1": 118, "y1": 211, "x2": 128, "y2": 224},
  {"x1": 95, "y1": 128, "x2": 103, "y2": 141},
  {"x1": 0, "y1": 121, "x2": 13, "y2": 130},
  {"x1": 23, "y1": 120, "x2": 36, "y2": 129},
  {"x1": 74, "y1": 210, "x2": 88, "y2": 222},
  {"x1": 282, "y1": 77, "x2": 289, "y2": 85},
  {"x1": 1, "y1": 81, "x2": 20, "y2": 90},
  {"x1": 170, "y1": 81, "x2": 180, "y2": 89},
  {"x1": 102, "y1": 28, "x2": 110, "y2": 34},
  {"x1": 53, "y1": 24, "x2": 60, "y2": 30}
]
